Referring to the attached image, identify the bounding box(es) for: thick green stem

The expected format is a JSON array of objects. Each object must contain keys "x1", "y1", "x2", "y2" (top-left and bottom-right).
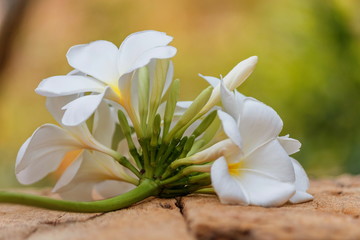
[{"x1": 0, "y1": 179, "x2": 159, "y2": 213}]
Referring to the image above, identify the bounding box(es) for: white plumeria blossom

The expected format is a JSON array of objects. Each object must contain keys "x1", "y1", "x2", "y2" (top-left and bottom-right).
[
  {"x1": 35, "y1": 30, "x2": 177, "y2": 126},
  {"x1": 16, "y1": 95, "x2": 134, "y2": 200},
  {"x1": 210, "y1": 83, "x2": 313, "y2": 207}
]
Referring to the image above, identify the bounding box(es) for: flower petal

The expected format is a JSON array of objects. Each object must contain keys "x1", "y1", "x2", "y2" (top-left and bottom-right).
[
  {"x1": 289, "y1": 158, "x2": 313, "y2": 203},
  {"x1": 223, "y1": 56, "x2": 258, "y2": 90},
  {"x1": 278, "y1": 135, "x2": 302, "y2": 155},
  {"x1": 54, "y1": 151, "x2": 131, "y2": 201},
  {"x1": 239, "y1": 171, "x2": 295, "y2": 207},
  {"x1": 52, "y1": 150, "x2": 84, "y2": 192},
  {"x1": 162, "y1": 61, "x2": 174, "y2": 97},
  {"x1": 211, "y1": 157, "x2": 250, "y2": 205},
  {"x1": 127, "y1": 46, "x2": 177, "y2": 74},
  {"x1": 61, "y1": 91, "x2": 107, "y2": 126},
  {"x1": 240, "y1": 98, "x2": 283, "y2": 152},
  {"x1": 217, "y1": 110, "x2": 242, "y2": 148},
  {"x1": 66, "y1": 40, "x2": 120, "y2": 84},
  {"x1": 199, "y1": 74, "x2": 221, "y2": 88},
  {"x1": 46, "y1": 95, "x2": 79, "y2": 124},
  {"x1": 220, "y1": 82, "x2": 242, "y2": 121},
  {"x1": 15, "y1": 124, "x2": 80, "y2": 184},
  {"x1": 35, "y1": 75, "x2": 105, "y2": 97},
  {"x1": 93, "y1": 180, "x2": 135, "y2": 200},
  {"x1": 92, "y1": 100, "x2": 116, "y2": 148},
  {"x1": 244, "y1": 138, "x2": 295, "y2": 182},
  {"x1": 118, "y1": 30, "x2": 174, "y2": 75}
]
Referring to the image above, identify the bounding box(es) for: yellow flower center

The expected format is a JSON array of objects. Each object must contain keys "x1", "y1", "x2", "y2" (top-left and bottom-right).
[
  {"x1": 228, "y1": 161, "x2": 244, "y2": 176},
  {"x1": 109, "y1": 84, "x2": 121, "y2": 97}
]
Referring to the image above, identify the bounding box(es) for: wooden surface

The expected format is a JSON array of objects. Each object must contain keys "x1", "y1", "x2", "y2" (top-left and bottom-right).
[{"x1": 0, "y1": 175, "x2": 360, "y2": 240}]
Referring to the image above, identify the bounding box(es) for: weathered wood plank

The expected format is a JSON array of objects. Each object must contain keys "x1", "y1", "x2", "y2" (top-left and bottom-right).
[{"x1": 1, "y1": 176, "x2": 360, "y2": 240}]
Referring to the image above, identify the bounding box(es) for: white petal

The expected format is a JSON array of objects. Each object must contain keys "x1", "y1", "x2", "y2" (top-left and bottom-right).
[
  {"x1": 278, "y1": 135, "x2": 302, "y2": 155},
  {"x1": 66, "y1": 40, "x2": 120, "y2": 84},
  {"x1": 57, "y1": 181, "x2": 95, "y2": 201},
  {"x1": 54, "y1": 151, "x2": 131, "y2": 201},
  {"x1": 220, "y1": 82, "x2": 242, "y2": 120},
  {"x1": 15, "y1": 124, "x2": 80, "y2": 184},
  {"x1": 244, "y1": 138, "x2": 295, "y2": 182},
  {"x1": 174, "y1": 101, "x2": 192, "y2": 116},
  {"x1": 223, "y1": 56, "x2": 258, "y2": 90},
  {"x1": 217, "y1": 110, "x2": 242, "y2": 148},
  {"x1": 191, "y1": 139, "x2": 238, "y2": 164},
  {"x1": 289, "y1": 158, "x2": 313, "y2": 203},
  {"x1": 127, "y1": 46, "x2": 177, "y2": 74},
  {"x1": 46, "y1": 95, "x2": 79, "y2": 124},
  {"x1": 118, "y1": 71, "x2": 135, "y2": 106},
  {"x1": 290, "y1": 191, "x2": 313, "y2": 204},
  {"x1": 199, "y1": 74, "x2": 221, "y2": 88},
  {"x1": 92, "y1": 100, "x2": 116, "y2": 148},
  {"x1": 162, "y1": 61, "x2": 174, "y2": 97},
  {"x1": 93, "y1": 180, "x2": 135, "y2": 200},
  {"x1": 61, "y1": 91, "x2": 106, "y2": 126},
  {"x1": 118, "y1": 30, "x2": 174, "y2": 75},
  {"x1": 211, "y1": 157, "x2": 250, "y2": 205},
  {"x1": 36, "y1": 75, "x2": 105, "y2": 97},
  {"x1": 239, "y1": 171, "x2": 295, "y2": 207},
  {"x1": 240, "y1": 98, "x2": 283, "y2": 153},
  {"x1": 52, "y1": 151, "x2": 84, "y2": 192}
]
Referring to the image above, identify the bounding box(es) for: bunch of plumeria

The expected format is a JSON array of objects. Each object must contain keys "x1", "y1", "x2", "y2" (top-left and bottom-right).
[{"x1": 0, "y1": 30, "x2": 313, "y2": 212}]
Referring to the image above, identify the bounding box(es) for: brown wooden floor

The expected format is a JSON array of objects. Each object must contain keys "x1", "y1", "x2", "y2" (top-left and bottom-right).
[{"x1": 0, "y1": 175, "x2": 359, "y2": 240}]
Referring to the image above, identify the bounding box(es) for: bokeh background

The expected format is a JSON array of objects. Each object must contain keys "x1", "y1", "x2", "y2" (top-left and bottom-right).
[{"x1": 0, "y1": 0, "x2": 359, "y2": 188}]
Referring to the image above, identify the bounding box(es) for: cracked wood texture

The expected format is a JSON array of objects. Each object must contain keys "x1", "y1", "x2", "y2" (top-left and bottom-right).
[{"x1": 0, "y1": 175, "x2": 360, "y2": 240}]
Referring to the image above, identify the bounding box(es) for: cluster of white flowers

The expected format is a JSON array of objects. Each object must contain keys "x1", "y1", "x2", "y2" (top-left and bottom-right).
[{"x1": 15, "y1": 30, "x2": 312, "y2": 209}]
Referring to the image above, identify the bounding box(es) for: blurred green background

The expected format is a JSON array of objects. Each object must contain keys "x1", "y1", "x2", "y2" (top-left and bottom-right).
[{"x1": 0, "y1": 0, "x2": 359, "y2": 188}]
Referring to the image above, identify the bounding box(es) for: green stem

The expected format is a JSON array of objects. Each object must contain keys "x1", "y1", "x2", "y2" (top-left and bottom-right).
[{"x1": 0, "y1": 179, "x2": 159, "y2": 213}]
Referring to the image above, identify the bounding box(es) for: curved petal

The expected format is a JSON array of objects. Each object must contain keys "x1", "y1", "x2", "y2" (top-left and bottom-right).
[
  {"x1": 211, "y1": 157, "x2": 250, "y2": 205},
  {"x1": 52, "y1": 150, "x2": 84, "y2": 192},
  {"x1": 240, "y1": 98, "x2": 283, "y2": 153},
  {"x1": 278, "y1": 135, "x2": 302, "y2": 155},
  {"x1": 15, "y1": 124, "x2": 80, "y2": 184},
  {"x1": 54, "y1": 151, "x2": 131, "y2": 201},
  {"x1": 46, "y1": 95, "x2": 99, "y2": 150},
  {"x1": 217, "y1": 110, "x2": 242, "y2": 148},
  {"x1": 162, "y1": 60, "x2": 174, "y2": 97},
  {"x1": 93, "y1": 180, "x2": 135, "y2": 200},
  {"x1": 239, "y1": 171, "x2": 295, "y2": 207},
  {"x1": 174, "y1": 101, "x2": 192, "y2": 116},
  {"x1": 220, "y1": 82, "x2": 242, "y2": 121},
  {"x1": 61, "y1": 91, "x2": 106, "y2": 126},
  {"x1": 36, "y1": 75, "x2": 105, "y2": 97},
  {"x1": 118, "y1": 71, "x2": 135, "y2": 106},
  {"x1": 223, "y1": 56, "x2": 258, "y2": 90},
  {"x1": 66, "y1": 40, "x2": 120, "y2": 84},
  {"x1": 199, "y1": 74, "x2": 221, "y2": 88},
  {"x1": 289, "y1": 158, "x2": 313, "y2": 203},
  {"x1": 92, "y1": 100, "x2": 116, "y2": 148},
  {"x1": 46, "y1": 95, "x2": 79, "y2": 124},
  {"x1": 244, "y1": 138, "x2": 295, "y2": 182},
  {"x1": 118, "y1": 30, "x2": 174, "y2": 75},
  {"x1": 126, "y1": 46, "x2": 177, "y2": 74}
]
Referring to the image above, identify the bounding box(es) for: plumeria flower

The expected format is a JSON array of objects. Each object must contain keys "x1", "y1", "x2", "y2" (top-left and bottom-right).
[
  {"x1": 15, "y1": 95, "x2": 133, "y2": 188},
  {"x1": 35, "y1": 30, "x2": 177, "y2": 126},
  {"x1": 210, "y1": 84, "x2": 312, "y2": 207}
]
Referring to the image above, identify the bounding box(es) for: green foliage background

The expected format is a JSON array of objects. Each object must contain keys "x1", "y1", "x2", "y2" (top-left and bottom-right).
[{"x1": 0, "y1": 0, "x2": 359, "y2": 187}]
